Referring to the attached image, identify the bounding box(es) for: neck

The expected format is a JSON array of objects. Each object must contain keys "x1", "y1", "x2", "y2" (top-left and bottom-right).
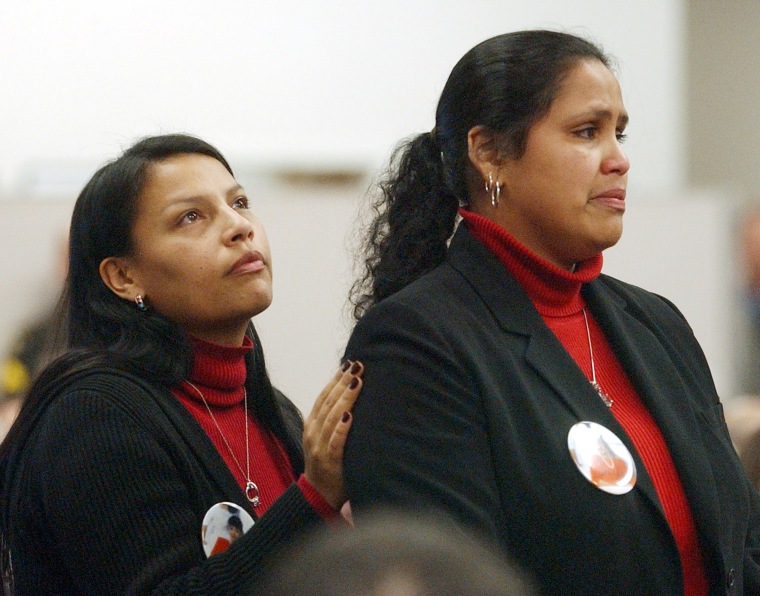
[
  {"x1": 460, "y1": 209, "x2": 602, "y2": 315},
  {"x1": 183, "y1": 335, "x2": 252, "y2": 405},
  {"x1": 465, "y1": 205, "x2": 591, "y2": 271},
  {"x1": 185, "y1": 322, "x2": 250, "y2": 347}
]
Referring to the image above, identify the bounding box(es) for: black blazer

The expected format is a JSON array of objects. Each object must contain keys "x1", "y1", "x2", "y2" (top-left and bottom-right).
[
  {"x1": 344, "y1": 225, "x2": 760, "y2": 595},
  {"x1": 2, "y1": 368, "x2": 320, "y2": 595}
]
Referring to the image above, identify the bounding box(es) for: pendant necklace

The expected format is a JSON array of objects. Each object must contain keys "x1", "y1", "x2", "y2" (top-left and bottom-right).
[
  {"x1": 582, "y1": 308, "x2": 613, "y2": 407},
  {"x1": 185, "y1": 380, "x2": 261, "y2": 506}
]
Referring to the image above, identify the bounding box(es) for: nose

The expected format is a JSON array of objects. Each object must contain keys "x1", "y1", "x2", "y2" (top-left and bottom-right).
[
  {"x1": 223, "y1": 208, "x2": 254, "y2": 245},
  {"x1": 601, "y1": 137, "x2": 630, "y2": 176}
]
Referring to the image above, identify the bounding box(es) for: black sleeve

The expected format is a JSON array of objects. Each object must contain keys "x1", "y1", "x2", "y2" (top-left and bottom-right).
[
  {"x1": 14, "y1": 384, "x2": 321, "y2": 595},
  {"x1": 343, "y1": 299, "x2": 505, "y2": 541}
]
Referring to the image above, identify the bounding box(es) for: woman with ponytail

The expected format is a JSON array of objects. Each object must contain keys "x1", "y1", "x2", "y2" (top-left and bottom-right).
[
  {"x1": 344, "y1": 30, "x2": 760, "y2": 594},
  {"x1": 0, "y1": 134, "x2": 362, "y2": 594}
]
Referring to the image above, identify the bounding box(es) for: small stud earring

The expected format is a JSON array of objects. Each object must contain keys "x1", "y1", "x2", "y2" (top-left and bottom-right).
[{"x1": 135, "y1": 295, "x2": 147, "y2": 312}]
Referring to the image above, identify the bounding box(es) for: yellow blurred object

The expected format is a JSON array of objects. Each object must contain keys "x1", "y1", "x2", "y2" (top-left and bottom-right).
[{"x1": 2, "y1": 357, "x2": 30, "y2": 395}]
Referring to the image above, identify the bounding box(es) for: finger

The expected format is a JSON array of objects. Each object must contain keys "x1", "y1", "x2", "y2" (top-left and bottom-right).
[
  {"x1": 305, "y1": 360, "x2": 353, "y2": 421},
  {"x1": 311, "y1": 361, "x2": 363, "y2": 428},
  {"x1": 327, "y1": 410, "x2": 354, "y2": 459},
  {"x1": 303, "y1": 361, "x2": 357, "y2": 453},
  {"x1": 319, "y1": 375, "x2": 362, "y2": 447}
]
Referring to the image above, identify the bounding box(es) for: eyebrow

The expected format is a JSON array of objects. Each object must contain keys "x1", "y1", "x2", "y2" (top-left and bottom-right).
[
  {"x1": 585, "y1": 109, "x2": 629, "y2": 127},
  {"x1": 159, "y1": 184, "x2": 246, "y2": 214},
  {"x1": 227, "y1": 184, "x2": 246, "y2": 197}
]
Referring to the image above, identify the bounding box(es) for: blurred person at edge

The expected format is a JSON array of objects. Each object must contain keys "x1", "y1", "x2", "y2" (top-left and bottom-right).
[
  {"x1": 738, "y1": 207, "x2": 760, "y2": 395},
  {"x1": 343, "y1": 30, "x2": 760, "y2": 595},
  {"x1": 0, "y1": 134, "x2": 363, "y2": 594},
  {"x1": 0, "y1": 233, "x2": 68, "y2": 443}
]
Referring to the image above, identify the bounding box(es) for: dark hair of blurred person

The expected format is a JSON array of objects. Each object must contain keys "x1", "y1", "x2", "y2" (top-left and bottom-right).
[{"x1": 257, "y1": 510, "x2": 535, "y2": 596}]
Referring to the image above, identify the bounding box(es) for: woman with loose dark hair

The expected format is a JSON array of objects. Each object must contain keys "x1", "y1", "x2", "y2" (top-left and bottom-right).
[
  {"x1": 344, "y1": 30, "x2": 760, "y2": 594},
  {"x1": 0, "y1": 134, "x2": 362, "y2": 594}
]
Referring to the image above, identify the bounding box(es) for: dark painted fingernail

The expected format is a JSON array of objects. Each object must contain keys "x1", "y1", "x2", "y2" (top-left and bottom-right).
[
  {"x1": 341, "y1": 360, "x2": 352, "y2": 372},
  {"x1": 341, "y1": 412, "x2": 351, "y2": 423},
  {"x1": 349, "y1": 378, "x2": 359, "y2": 389},
  {"x1": 350, "y1": 362, "x2": 361, "y2": 375}
]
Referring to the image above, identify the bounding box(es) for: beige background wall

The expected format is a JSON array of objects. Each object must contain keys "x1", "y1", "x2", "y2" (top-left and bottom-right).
[
  {"x1": 687, "y1": 1, "x2": 760, "y2": 193},
  {"x1": 6, "y1": 1, "x2": 759, "y2": 412}
]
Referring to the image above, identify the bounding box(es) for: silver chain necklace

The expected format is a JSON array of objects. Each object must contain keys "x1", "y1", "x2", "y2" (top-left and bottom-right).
[
  {"x1": 185, "y1": 380, "x2": 261, "y2": 506},
  {"x1": 582, "y1": 309, "x2": 613, "y2": 407}
]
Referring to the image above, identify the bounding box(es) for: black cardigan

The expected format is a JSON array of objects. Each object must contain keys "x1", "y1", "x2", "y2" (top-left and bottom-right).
[{"x1": 2, "y1": 368, "x2": 320, "y2": 594}]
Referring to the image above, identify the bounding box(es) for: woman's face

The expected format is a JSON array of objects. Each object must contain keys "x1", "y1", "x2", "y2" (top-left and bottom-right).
[
  {"x1": 490, "y1": 59, "x2": 630, "y2": 270},
  {"x1": 123, "y1": 153, "x2": 273, "y2": 345}
]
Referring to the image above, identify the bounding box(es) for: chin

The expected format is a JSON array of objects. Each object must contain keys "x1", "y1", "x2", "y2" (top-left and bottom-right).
[
  {"x1": 603, "y1": 233, "x2": 623, "y2": 251},
  {"x1": 248, "y1": 293, "x2": 273, "y2": 318},
  {"x1": 595, "y1": 225, "x2": 623, "y2": 252}
]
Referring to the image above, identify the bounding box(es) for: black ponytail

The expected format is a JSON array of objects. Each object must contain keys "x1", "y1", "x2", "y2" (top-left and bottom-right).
[{"x1": 351, "y1": 131, "x2": 460, "y2": 320}]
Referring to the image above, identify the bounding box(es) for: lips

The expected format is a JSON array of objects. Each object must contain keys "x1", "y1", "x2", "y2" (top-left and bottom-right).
[
  {"x1": 228, "y1": 251, "x2": 265, "y2": 276},
  {"x1": 595, "y1": 188, "x2": 626, "y2": 200},
  {"x1": 591, "y1": 188, "x2": 626, "y2": 211}
]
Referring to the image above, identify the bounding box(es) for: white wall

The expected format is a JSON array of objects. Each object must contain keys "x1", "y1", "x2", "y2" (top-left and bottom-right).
[
  {"x1": 1, "y1": 1, "x2": 684, "y2": 194},
  {"x1": 0, "y1": 1, "x2": 693, "y2": 413},
  {"x1": 603, "y1": 189, "x2": 744, "y2": 400}
]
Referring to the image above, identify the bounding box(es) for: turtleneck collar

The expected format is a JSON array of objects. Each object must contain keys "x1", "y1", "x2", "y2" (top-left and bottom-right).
[
  {"x1": 459, "y1": 209, "x2": 603, "y2": 317},
  {"x1": 183, "y1": 335, "x2": 253, "y2": 408}
]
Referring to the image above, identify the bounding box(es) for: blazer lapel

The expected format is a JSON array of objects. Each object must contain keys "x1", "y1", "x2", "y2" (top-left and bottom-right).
[
  {"x1": 448, "y1": 227, "x2": 626, "y2": 422},
  {"x1": 447, "y1": 228, "x2": 675, "y2": 523},
  {"x1": 448, "y1": 227, "x2": 727, "y2": 571},
  {"x1": 584, "y1": 280, "x2": 724, "y2": 562}
]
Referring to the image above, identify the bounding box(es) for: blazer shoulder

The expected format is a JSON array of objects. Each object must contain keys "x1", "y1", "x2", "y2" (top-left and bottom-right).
[
  {"x1": 353, "y1": 262, "x2": 471, "y2": 339},
  {"x1": 595, "y1": 273, "x2": 688, "y2": 323},
  {"x1": 592, "y1": 273, "x2": 719, "y2": 399}
]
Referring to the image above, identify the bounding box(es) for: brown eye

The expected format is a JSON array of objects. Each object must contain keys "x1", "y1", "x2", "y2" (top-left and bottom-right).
[
  {"x1": 233, "y1": 197, "x2": 249, "y2": 210},
  {"x1": 576, "y1": 126, "x2": 597, "y2": 139},
  {"x1": 181, "y1": 210, "x2": 200, "y2": 224}
]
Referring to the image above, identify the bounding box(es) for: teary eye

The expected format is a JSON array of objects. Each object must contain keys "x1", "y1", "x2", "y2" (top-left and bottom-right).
[{"x1": 576, "y1": 126, "x2": 597, "y2": 140}]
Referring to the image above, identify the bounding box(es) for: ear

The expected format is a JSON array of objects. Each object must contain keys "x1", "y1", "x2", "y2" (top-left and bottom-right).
[
  {"x1": 99, "y1": 257, "x2": 142, "y2": 302},
  {"x1": 467, "y1": 125, "x2": 505, "y2": 181}
]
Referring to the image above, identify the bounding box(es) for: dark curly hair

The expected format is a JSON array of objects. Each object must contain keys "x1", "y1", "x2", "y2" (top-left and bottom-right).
[{"x1": 350, "y1": 30, "x2": 610, "y2": 320}]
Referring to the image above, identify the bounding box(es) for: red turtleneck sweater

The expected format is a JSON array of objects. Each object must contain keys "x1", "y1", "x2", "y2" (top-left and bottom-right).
[
  {"x1": 171, "y1": 336, "x2": 336, "y2": 520},
  {"x1": 461, "y1": 209, "x2": 708, "y2": 595}
]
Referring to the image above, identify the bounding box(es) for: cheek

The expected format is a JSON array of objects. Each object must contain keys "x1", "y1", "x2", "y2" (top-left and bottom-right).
[
  {"x1": 255, "y1": 222, "x2": 271, "y2": 252},
  {"x1": 139, "y1": 252, "x2": 208, "y2": 297}
]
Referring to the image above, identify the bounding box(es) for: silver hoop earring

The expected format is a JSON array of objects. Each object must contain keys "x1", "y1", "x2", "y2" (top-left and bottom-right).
[
  {"x1": 485, "y1": 172, "x2": 500, "y2": 207},
  {"x1": 135, "y1": 295, "x2": 147, "y2": 312}
]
